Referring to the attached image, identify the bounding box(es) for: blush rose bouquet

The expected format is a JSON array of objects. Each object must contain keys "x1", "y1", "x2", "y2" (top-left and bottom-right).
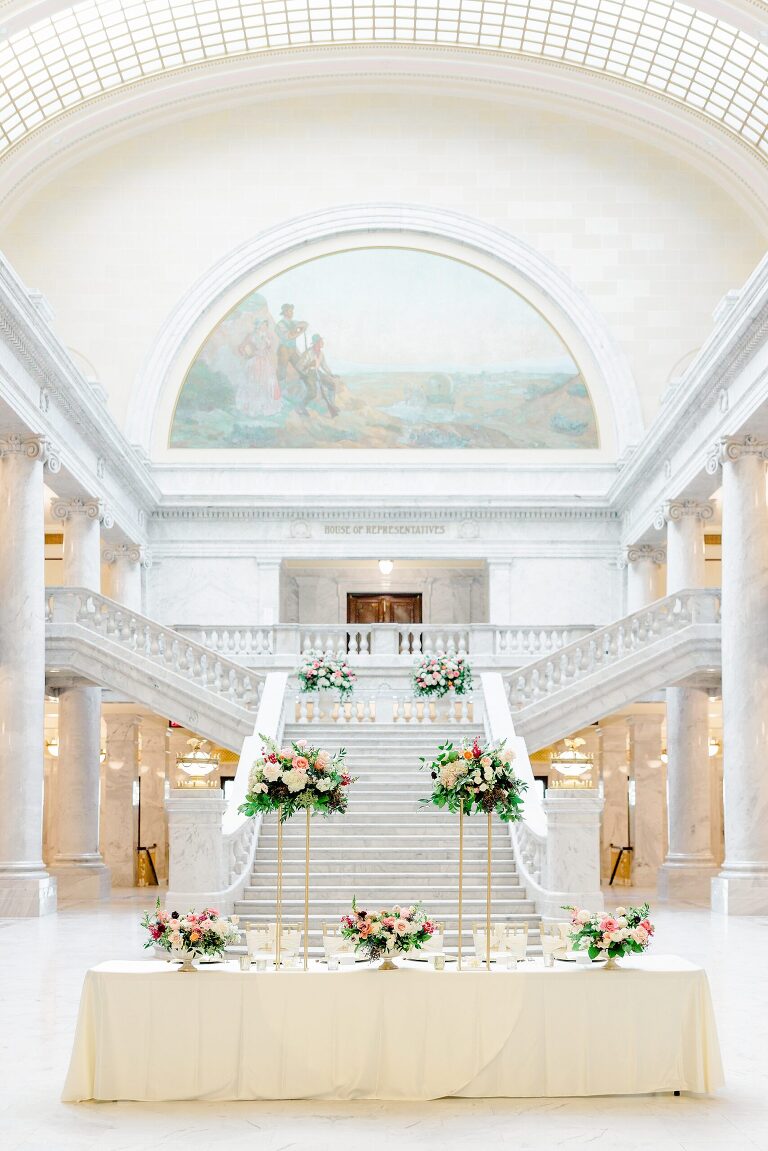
[
  {"x1": 141, "y1": 898, "x2": 240, "y2": 960},
  {"x1": 564, "y1": 902, "x2": 655, "y2": 961},
  {"x1": 239, "y1": 734, "x2": 355, "y2": 822},
  {"x1": 340, "y1": 898, "x2": 436, "y2": 962}
]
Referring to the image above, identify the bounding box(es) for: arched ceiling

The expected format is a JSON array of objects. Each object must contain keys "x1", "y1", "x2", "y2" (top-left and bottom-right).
[{"x1": 1, "y1": 0, "x2": 768, "y2": 167}]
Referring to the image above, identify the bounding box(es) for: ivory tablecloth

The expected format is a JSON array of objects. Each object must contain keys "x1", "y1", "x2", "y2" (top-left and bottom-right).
[{"x1": 62, "y1": 955, "x2": 723, "y2": 1102}]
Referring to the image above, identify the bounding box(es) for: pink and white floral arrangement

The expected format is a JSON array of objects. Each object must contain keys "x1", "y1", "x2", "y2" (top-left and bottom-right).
[
  {"x1": 421, "y1": 736, "x2": 527, "y2": 821},
  {"x1": 141, "y1": 898, "x2": 241, "y2": 959},
  {"x1": 565, "y1": 902, "x2": 655, "y2": 961},
  {"x1": 413, "y1": 652, "x2": 472, "y2": 698},
  {"x1": 239, "y1": 735, "x2": 355, "y2": 822},
  {"x1": 341, "y1": 899, "x2": 435, "y2": 962},
  {"x1": 297, "y1": 652, "x2": 356, "y2": 699}
]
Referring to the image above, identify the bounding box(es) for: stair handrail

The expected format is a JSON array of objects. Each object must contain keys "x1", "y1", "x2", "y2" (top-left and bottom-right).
[
  {"x1": 46, "y1": 586, "x2": 264, "y2": 710},
  {"x1": 166, "y1": 672, "x2": 289, "y2": 914},
  {"x1": 506, "y1": 589, "x2": 721, "y2": 709}
]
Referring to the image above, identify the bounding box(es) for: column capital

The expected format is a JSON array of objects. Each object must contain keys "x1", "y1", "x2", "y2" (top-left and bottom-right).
[
  {"x1": 653, "y1": 499, "x2": 714, "y2": 530},
  {"x1": 706, "y1": 434, "x2": 768, "y2": 474},
  {"x1": 51, "y1": 496, "x2": 113, "y2": 529},
  {"x1": 102, "y1": 542, "x2": 152, "y2": 568},
  {"x1": 622, "y1": 542, "x2": 666, "y2": 568},
  {"x1": 0, "y1": 432, "x2": 60, "y2": 472}
]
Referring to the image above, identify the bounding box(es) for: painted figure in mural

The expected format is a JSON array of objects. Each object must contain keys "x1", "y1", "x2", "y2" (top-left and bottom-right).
[
  {"x1": 275, "y1": 303, "x2": 309, "y2": 389},
  {"x1": 236, "y1": 318, "x2": 281, "y2": 417},
  {"x1": 297, "y1": 334, "x2": 341, "y2": 418}
]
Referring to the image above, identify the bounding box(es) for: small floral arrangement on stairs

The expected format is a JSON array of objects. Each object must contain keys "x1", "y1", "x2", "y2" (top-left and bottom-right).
[
  {"x1": 297, "y1": 652, "x2": 357, "y2": 699},
  {"x1": 412, "y1": 652, "x2": 473, "y2": 698}
]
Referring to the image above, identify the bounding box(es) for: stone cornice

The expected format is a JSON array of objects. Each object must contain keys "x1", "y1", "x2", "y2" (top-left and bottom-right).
[
  {"x1": 612, "y1": 252, "x2": 768, "y2": 515},
  {"x1": 0, "y1": 254, "x2": 160, "y2": 510},
  {"x1": 150, "y1": 505, "x2": 621, "y2": 523}
]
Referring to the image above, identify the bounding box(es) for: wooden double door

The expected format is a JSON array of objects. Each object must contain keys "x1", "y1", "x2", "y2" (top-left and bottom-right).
[{"x1": 347, "y1": 593, "x2": 422, "y2": 625}]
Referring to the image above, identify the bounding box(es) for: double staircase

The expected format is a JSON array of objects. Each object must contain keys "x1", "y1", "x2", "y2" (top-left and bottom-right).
[{"x1": 234, "y1": 724, "x2": 541, "y2": 952}]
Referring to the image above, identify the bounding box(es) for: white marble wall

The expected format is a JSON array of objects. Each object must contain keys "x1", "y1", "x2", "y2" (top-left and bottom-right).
[
  {"x1": 100, "y1": 711, "x2": 140, "y2": 887},
  {"x1": 282, "y1": 565, "x2": 487, "y2": 624}
]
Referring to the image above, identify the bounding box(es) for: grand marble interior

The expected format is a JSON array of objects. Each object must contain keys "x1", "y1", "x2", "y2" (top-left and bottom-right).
[{"x1": 2, "y1": 889, "x2": 766, "y2": 1150}]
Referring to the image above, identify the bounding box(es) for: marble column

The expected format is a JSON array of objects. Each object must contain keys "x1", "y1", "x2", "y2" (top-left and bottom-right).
[
  {"x1": 101, "y1": 711, "x2": 140, "y2": 886},
  {"x1": 655, "y1": 499, "x2": 717, "y2": 902},
  {"x1": 102, "y1": 544, "x2": 150, "y2": 613},
  {"x1": 624, "y1": 544, "x2": 666, "y2": 614},
  {"x1": 628, "y1": 714, "x2": 666, "y2": 886},
  {"x1": 51, "y1": 496, "x2": 112, "y2": 898},
  {"x1": 707, "y1": 436, "x2": 768, "y2": 914},
  {"x1": 52, "y1": 682, "x2": 110, "y2": 900},
  {"x1": 598, "y1": 721, "x2": 629, "y2": 881},
  {"x1": 0, "y1": 434, "x2": 58, "y2": 916}
]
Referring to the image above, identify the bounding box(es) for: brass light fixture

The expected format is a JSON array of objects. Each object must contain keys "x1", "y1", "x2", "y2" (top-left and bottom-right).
[
  {"x1": 175, "y1": 738, "x2": 220, "y2": 788},
  {"x1": 549, "y1": 737, "x2": 594, "y2": 789}
]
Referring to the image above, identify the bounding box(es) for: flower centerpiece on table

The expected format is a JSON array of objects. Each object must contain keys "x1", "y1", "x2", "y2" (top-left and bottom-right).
[
  {"x1": 412, "y1": 653, "x2": 472, "y2": 699},
  {"x1": 564, "y1": 902, "x2": 655, "y2": 965},
  {"x1": 421, "y1": 736, "x2": 527, "y2": 820},
  {"x1": 340, "y1": 898, "x2": 435, "y2": 968},
  {"x1": 141, "y1": 899, "x2": 240, "y2": 968},
  {"x1": 238, "y1": 735, "x2": 355, "y2": 822},
  {"x1": 297, "y1": 652, "x2": 356, "y2": 700}
]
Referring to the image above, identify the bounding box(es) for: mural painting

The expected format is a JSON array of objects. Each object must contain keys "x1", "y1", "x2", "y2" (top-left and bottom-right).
[{"x1": 170, "y1": 247, "x2": 598, "y2": 449}]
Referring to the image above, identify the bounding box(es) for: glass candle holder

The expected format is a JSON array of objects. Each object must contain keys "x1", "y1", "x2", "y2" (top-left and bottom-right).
[
  {"x1": 238, "y1": 954, "x2": 251, "y2": 972},
  {"x1": 255, "y1": 957, "x2": 267, "y2": 972},
  {"x1": 432, "y1": 954, "x2": 446, "y2": 971},
  {"x1": 328, "y1": 955, "x2": 340, "y2": 971}
]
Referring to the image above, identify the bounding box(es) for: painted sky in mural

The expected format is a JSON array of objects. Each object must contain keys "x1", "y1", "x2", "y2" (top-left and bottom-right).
[{"x1": 170, "y1": 248, "x2": 598, "y2": 449}]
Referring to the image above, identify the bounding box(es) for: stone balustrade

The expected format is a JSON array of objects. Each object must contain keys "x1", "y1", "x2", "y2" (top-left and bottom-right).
[{"x1": 172, "y1": 621, "x2": 596, "y2": 663}]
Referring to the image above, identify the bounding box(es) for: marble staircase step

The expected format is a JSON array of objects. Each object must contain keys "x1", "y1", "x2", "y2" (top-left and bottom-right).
[
  {"x1": 244, "y1": 885, "x2": 531, "y2": 902},
  {"x1": 262, "y1": 846, "x2": 515, "y2": 861}
]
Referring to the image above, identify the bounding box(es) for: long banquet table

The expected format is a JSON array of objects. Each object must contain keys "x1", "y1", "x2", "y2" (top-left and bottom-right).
[{"x1": 62, "y1": 955, "x2": 723, "y2": 1102}]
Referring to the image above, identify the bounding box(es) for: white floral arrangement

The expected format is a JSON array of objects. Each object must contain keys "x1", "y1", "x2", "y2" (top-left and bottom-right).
[
  {"x1": 412, "y1": 653, "x2": 472, "y2": 698},
  {"x1": 239, "y1": 735, "x2": 355, "y2": 822},
  {"x1": 141, "y1": 899, "x2": 240, "y2": 959},
  {"x1": 297, "y1": 652, "x2": 357, "y2": 700}
]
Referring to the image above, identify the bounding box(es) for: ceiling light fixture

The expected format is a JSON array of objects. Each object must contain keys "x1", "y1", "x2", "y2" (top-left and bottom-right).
[{"x1": 378, "y1": 560, "x2": 394, "y2": 575}]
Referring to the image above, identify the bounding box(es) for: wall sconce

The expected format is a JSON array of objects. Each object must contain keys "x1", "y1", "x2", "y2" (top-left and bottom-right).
[
  {"x1": 46, "y1": 738, "x2": 59, "y2": 758},
  {"x1": 378, "y1": 559, "x2": 394, "y2": 575}
]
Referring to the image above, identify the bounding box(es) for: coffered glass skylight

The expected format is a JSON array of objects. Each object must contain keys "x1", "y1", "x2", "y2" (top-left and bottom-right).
[{"x1": 0, "y1": 0, "x2": 767, "y2": 157}]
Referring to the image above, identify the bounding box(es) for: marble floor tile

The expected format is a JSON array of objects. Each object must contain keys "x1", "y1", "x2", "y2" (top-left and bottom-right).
[{"x1": 0, "y1": 886, "x2": 767, "y2": 1151}]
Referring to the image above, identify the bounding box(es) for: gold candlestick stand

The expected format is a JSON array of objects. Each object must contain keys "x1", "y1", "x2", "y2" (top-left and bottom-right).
[
  {"x1": 275, "y1": 809, "x2": 283, "y2": 970},
  {"x1": 458, "y1": 803, "x2": 464, "y2": 971},
  {"x1": 486, "y1": 810, "x2": 492, "y2": 972},
  {"x1": 304, "y1": 808, "x2": 311, "y2": 971}
]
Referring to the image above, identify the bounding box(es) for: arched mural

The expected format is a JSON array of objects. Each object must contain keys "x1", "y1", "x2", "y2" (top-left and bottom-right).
[{"x1": 170, "y1": 247, "x2": 598, "y2": 449}]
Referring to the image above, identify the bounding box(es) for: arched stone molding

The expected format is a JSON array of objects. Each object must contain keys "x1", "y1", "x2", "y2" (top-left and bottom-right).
[{"x1": 131, "y1": 204, "x2": 643, "y2": 460}]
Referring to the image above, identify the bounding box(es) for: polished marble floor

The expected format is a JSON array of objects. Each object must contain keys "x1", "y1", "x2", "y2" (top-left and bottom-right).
[{"x1": 0, "y1": 886, "x2": 766, "y2": 1151}]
